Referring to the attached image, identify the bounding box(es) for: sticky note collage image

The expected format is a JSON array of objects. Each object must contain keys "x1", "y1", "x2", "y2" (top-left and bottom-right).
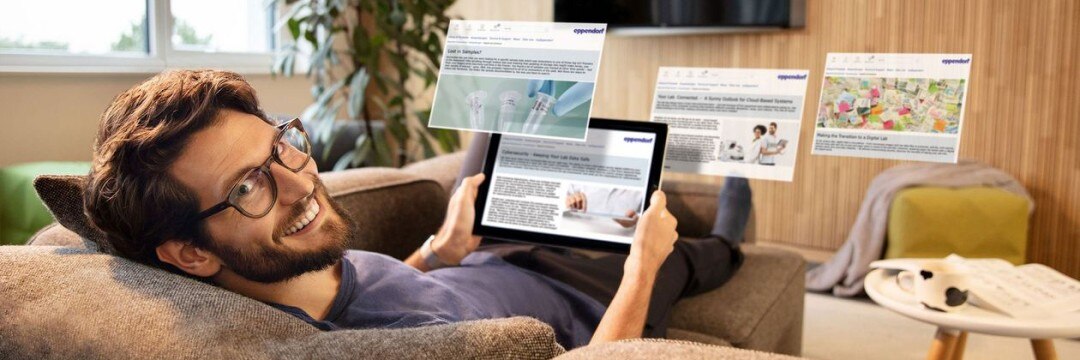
[{"x1": 817, "y1": 77, "x2": 967, "y2": 134}]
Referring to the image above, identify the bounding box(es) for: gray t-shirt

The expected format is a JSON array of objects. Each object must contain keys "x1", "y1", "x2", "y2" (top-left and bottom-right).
[
  {"x1": 269, "y1": 250, "x2": 606, "y2": 349},
  {"x1": 761, "y1": 134, "x2": 778, "y2": 165}
]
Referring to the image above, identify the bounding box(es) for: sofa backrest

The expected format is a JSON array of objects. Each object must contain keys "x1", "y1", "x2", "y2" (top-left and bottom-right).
[
  {"x1": 0, "y1": 245, "x2": 564, "y2": 359},
  {"x1": 10, "y1": 165, "x2": 562, "y2": 359}
]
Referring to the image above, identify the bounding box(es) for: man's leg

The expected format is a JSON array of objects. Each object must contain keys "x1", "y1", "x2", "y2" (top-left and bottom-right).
[
  {"x1": 458, "y1": 134, "x2": 754, "y2": 337},
  {"x1": 484, "y1": 177, "x2": 753, "y2": 337}
]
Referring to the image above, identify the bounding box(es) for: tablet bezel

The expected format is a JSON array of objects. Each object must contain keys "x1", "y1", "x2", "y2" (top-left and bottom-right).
[{"x1": 472, "y1": 118, "x2": 668, "y2": 253}]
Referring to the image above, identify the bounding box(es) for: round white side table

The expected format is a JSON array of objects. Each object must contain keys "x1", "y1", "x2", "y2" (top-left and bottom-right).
[{"x1": 865, "y1": 268, "x2": 1080, "y2": 360}]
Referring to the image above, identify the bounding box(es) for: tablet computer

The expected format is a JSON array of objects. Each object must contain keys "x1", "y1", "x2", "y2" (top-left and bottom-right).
[{"x1": 473, "y1": 118, "x2": 668, "y2": 253}]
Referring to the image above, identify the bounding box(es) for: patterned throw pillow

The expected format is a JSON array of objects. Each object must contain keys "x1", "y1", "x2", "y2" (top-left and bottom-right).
[{"x1": 32, "y1": 175, "x2": 109, "y2": 252}]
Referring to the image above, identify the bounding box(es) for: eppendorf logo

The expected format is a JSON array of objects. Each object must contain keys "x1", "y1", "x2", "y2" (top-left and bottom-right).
[
  {"x1": 623, "y1": 137, "x2": 653, "y2": 144},
  {"x1": 777, "y1": 74, "x2": 808, "y2": 81},
  {"x1": 573, "y1": 28, "x2": 605, "y2": 34},
  {"x1": 942, "y1": 58, "x2": 971, "y2": 65}
]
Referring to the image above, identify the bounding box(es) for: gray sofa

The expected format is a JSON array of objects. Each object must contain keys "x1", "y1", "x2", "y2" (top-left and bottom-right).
[{"x1": 0, "y1": 152, "x2": 805, "y2": 359}]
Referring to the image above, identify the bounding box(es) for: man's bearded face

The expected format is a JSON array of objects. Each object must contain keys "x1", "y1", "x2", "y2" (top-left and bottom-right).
[{"x1": 169, "y1": 110, "x2": 356, "y2": 283}]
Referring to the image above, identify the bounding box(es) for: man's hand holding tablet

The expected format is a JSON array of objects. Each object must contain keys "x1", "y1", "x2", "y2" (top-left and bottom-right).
[
  {"x1": 625, "y1": 190, "x2": 678, "y2": 276},
  {"x1": 592, "y1": 189, "x2": 679, "y2": 344}
]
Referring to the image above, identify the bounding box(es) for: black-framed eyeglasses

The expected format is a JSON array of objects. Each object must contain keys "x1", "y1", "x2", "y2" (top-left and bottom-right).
[{"x1": 196, "y1": 118, "x2": 312, "y2": 220}]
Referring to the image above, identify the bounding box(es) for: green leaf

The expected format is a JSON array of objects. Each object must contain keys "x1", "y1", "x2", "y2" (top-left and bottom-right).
[
  {"x1": 317, "y1": 99, "x2": 345, "y2": 144},
  {"x1": 299, "y1": 102, "x2": 321, "y2": 124},
  {"x1": 308, "y1": 30, "x2": 335, "y2": 70},
  {"x1": 346, "y1": 134, "x2": 373, "y2": 169},
  {"x1": 351, "y1": 24, "x2": 371, "y2": 60},
  {"x1": 287, "y1": 18, "x2": 302, "y2": 40},
  {"x1": 371, "y1": 130, "x2": 394, "y2": 166},
  {"x1": 303, "y1": 26, "x2": 318, "y2": 45},
  {"x1": 315, "y1": 78, "x2": 346, "y2": 107},
  {"x1": 369, "y1": 34, "x2": 387, "y2": 48},
  {"x1": 419, "y1": 133, "x2": 435, "y2": 158},
  {"x1": 275, "y1": 2, "x2": 307, "y2": 32},
  {"x1": 347, "y1": 69, "x2": 369, "y2": 120},
  {"x1": 272, "y1": 50, "x2": 291, "y2": 76},
  {"x1": 372, "y1": 72, "x2": 395, "y2": 94}
]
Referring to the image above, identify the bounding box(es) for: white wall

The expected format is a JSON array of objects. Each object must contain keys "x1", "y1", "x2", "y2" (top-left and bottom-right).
[{"x1": 0, "y1": 72, "x2": 312, "y2": 166}]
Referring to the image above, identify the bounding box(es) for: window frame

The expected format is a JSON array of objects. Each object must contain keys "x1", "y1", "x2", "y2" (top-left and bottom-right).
[{"x1": 0, "y1": 0, "x2": 278, "y2": 74}]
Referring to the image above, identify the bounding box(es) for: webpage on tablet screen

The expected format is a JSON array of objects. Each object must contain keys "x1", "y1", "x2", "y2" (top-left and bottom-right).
[{"x1": 481, "y1": 129, "x2": 656, "y2": 244}]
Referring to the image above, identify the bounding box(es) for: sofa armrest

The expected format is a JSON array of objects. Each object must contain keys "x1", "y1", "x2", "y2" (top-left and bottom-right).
[
  {"x1": 556, "y1": 339, "x2": 805, "y2": 359},
  {"x1": 669, "y1": 245, "x2": 805, "y2": 355},
  {"x1": 25, "y1": 223, "x2": 93, "y2": 249},
  {"x1": 403, "y1": 151, "x2": 467, "y2": 194},
  {"x1": 319, "y1": 168, "x2": 449, "y2": 260}
]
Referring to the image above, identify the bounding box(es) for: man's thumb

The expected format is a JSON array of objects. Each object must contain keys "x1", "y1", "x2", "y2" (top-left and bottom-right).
[
  {"x1": 471, "y1": 173, "x2": 486, "y2": 186},
  {"x1": 649, "y1": 190, "x2": 666, "y2": 210}
]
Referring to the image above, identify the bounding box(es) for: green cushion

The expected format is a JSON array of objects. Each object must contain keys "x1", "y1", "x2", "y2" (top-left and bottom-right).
[
  {"x1": 886, "y1": 187, "x2": 1029, "y2": 265},
  {"x1": 0, "y1": 162, "x2": 91, "y2": 245}
]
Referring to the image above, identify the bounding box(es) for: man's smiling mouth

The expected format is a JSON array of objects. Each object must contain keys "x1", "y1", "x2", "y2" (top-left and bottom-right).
[{"x1": 284, "y1": 197, "x2": 321, "y2": 236}]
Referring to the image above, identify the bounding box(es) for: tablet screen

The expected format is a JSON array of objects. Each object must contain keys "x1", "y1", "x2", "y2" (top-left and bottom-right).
[{"x1": 479, "y1": 128, "x2": 658, "y2": 245}]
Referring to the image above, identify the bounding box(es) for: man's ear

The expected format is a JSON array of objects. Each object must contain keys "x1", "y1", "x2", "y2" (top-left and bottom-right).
[{"x1": 156, "y1": 240, "x2": 222, "y2": 278}]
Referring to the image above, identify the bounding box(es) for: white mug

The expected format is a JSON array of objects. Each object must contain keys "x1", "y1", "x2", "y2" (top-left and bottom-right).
[{"x1": 896, "y1": 263, "x2": 971, "y2": 312}]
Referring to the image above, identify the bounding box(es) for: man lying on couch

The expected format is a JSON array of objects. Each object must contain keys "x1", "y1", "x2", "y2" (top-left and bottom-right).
[{"x1": 83, "y1": 70, "x2": 749, "y2": 349}]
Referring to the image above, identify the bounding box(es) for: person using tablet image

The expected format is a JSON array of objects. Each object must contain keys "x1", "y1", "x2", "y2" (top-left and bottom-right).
[
  {"x1": 84, "y1": 70, "x2": 749, "y2": 350},
  {"x1": 760, "y1": 122, "x2": 787, "y2": 166},
  {"x1": 565, "y1": 184, "x2": 644, "y2": 228}
]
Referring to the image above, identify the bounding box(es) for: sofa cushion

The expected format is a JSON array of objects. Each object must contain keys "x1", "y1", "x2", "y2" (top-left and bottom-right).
[
  {"x1": 0, "y1": 245, "x2": 564, "y2": 359},
  {"x1": 668, "y1": 245, "x2": 805, "y2": 353},
  {"x1": 665, "y1": 328, "x2": 732, "y2": 347},
  {"x1": 26, "y1": 223, "x2": 89, "y2": 249},
  {"x1": 32, "y1": 175, "x2": 107, "y2": 251}
]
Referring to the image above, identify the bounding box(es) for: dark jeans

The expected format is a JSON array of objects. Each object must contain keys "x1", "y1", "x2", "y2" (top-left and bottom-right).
[{"x1": 480, "y1": 237, "x2": 743, "y2": 338}]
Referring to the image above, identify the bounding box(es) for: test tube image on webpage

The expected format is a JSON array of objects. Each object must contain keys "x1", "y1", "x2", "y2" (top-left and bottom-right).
[{"x1": 430, "y1": 75, "x2": 596, "y2": 139}]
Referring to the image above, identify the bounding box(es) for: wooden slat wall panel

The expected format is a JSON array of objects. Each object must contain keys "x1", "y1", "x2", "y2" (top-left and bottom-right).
[{"x1": 449, "y1": 0, "x2": 1079, "y2": 278}]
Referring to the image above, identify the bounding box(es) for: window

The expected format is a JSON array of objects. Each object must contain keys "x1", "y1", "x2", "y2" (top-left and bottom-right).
[
  {"x1": 0, "y1": 0, "x2": 278, "y2": 73},
  {"x1": 170, "y1": 0, "x2": 273, "y2": 53}
]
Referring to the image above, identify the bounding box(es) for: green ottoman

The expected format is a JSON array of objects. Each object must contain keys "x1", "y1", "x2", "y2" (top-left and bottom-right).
[
  {"x1": 886, "y1": 187, "x2": 1029, "y2": 265},
  {"x1": 0, "y1": 162, "x2": 91, "y2": 245}
]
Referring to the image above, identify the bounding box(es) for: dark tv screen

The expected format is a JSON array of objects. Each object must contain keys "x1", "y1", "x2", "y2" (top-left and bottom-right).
[{"x1": 554, "y1": 0, "x2": 793, "y2": 28}]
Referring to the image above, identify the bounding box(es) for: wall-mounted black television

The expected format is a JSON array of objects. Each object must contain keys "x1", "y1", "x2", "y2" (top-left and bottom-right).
[{"x1": 554, "y1": 0, "x2": 805, "y2": 36}]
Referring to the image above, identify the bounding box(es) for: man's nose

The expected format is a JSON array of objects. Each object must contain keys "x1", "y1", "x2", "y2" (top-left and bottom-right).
[{"x1": 271, "y1": 162, "x2": 314, "y2": 206}]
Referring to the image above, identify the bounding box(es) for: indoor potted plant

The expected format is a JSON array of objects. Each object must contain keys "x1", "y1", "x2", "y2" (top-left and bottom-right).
[{"x1": 274, "y1": 0, "x2": 459, "y2": 170}]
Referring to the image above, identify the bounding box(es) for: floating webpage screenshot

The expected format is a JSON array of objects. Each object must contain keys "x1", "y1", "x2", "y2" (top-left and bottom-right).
[
  {"x1": 812, "y1": 53, "x2": 973, "y2": 163},
  {"x1": 649, "y1": 67, "x2": 810, "y2": 181},
  {"x1": 429, "y1": 20, "x2": 607, "y2": 140},
  {"x1": 481, "y1": 130, "x2": 657, "y2": 244}
]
